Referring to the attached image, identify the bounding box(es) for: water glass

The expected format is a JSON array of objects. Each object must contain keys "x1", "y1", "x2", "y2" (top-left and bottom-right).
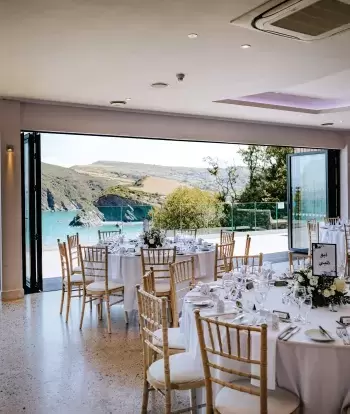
[
  {"x1": 293, "y1": 286, "x2": 306, "y2": 322},
  {"x1": 223, "y1": 280, "x2": 234, "y2": 300},
  {"x1": 301, "y1": 295, "x2": 312, "y2": 324},
  {"x1": 254, "y1": 280, "x2": 270, "y2": 311}
]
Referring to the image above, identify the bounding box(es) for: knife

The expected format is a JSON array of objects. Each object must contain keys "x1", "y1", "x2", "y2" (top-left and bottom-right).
[
  {"x1": 278, "y1": 325, "x2": 294, "y2": 340},
  {"x1": 319, "y1": 325, "x2": 333, "y2": 340},
  {"x1": 283, "y1": 326, "x2": 300, "y2": 341}
]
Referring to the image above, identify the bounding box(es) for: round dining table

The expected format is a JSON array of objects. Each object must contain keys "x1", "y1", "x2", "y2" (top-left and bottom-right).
[
  {"x1": 181, "y1": 283, "x2": 350, "y2": 414},
  {"x1": 106, "y1": 243, "x2": 216, "y2": 313}
]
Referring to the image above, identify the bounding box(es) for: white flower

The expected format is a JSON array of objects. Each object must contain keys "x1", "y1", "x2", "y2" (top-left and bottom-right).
[
  {"x1": 330, "y1": 284, "x2": 336, "y2": 291},
  {"x1": 309, "y1": 277, "x2": 318, "y2": 286},
  {"x1": 298, "y1": 276, "x2": 304, "y2": 283},
  {"x1": 149, "y1": 238, "x2": 155, "y2": 244},
  {"x1": 307, "y1": 274, "x2": 312, "y2": 279},
  {"x1": 307, "y1": 286, "x2": 314, "y2": 294},
  {"x1": 330, "y1": 290, "x2": 335, "y2": 296},
  {"x1": 323, "y1": 289, "x2": 331, "y2": 298}
]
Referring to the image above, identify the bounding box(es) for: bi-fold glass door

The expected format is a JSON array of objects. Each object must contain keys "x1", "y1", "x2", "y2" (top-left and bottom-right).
[
  {"x1": 21, "y1": 132, "x2": 42, "y2": 293},
  {"x1": 287, "y1": 150, "x2": 340, "y2": 253}
]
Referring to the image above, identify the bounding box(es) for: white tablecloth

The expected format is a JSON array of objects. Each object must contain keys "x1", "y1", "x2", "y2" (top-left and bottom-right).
[
  {"x1": 319, "y1": 226, "x2": 346, "y2": 266},
  {"x1": 108, "y1": 249, "x2": 215, "y2": 312},
  {"x1": 181, "y1": 285, "x2": 350, "y2": 414}
]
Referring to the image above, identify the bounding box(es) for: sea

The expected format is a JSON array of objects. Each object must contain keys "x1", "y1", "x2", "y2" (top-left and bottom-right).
[{"x1": 42, "y1": 211, "x2": 143, "y2": 249}]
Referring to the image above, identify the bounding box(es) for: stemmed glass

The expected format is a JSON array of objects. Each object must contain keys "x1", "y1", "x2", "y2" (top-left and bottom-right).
[
  {"x1": 223, "y1": 280, "x2": 234, "y2": 300},
  {"x1": 293, "y1": 286, "x2": 306, "y2": 322},
  {"x1": 254, "y1": 280, "x2": 270, "y2": 312},
  {"x1": 302, "y1": 294, "x2": 312, "y2": 324}
]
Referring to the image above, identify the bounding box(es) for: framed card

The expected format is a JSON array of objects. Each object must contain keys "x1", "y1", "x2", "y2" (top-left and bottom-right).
[{"x1": 312, "y1": 243, "x2": 337, "y2": 277}]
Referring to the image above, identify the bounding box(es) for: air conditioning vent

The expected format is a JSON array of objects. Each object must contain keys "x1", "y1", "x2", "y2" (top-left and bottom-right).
[{"x1": 230, "y1": 0, "x2": 350, "y2": 41}]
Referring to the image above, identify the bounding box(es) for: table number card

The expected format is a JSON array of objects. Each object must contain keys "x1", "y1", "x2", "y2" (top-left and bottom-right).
[{"x1": 312, "y1": 243, "x2": 337, "y2": 277}]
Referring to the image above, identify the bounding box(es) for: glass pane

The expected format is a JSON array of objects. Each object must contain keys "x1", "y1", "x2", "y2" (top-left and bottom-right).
[
  {"x1": 24, "y1": 139, "x2": 31, "y2": 284},
  {"x1": 290, "y1": 153, "x2": 327, "y2": 250}
]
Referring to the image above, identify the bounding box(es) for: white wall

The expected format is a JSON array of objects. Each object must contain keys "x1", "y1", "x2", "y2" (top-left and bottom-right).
[{"x1": 21, "y1": 102, "x2": 346, "y2": 149}]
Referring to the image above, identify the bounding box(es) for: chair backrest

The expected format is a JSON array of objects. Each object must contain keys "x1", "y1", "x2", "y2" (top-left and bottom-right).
[
  {"x1": 170, "y1": 258, "x2": 195, "y2": 327},
  {"x1": 214, "y1": 242, "x2": 235, "y2": 280},
  {"x1": 288, "y1": 251, "x2": 312, "y2": 272},
  {"x1": 141, "y1": 247, "x2": 176, "y2": 280},
  {"x1": 194, "y1": 310, "x2": 268, "y2": 414},
  {"x1": 220, "y1": 229, "x2": 235, "y2": 245},
  {"x1": 344, "y1": 224, "x2": 350, "y2": 261},
  {"x1": 79, "y1": 246, "x2": 109, "y2": 291},
  {"x1": 245, "y1": 234, "x2": 252, "y2": 256},
  {"x1": 224, "y1": 253, "x2": 263, "y2": 272},
  {"x1": 324, "y1": 217, "x2": 340, "y2": 225},
  {"x1": 58, "y1": 239, "x2": 70, "y2": 283},
  {"x1": 307, "y1": 220, "x2": 319, "y2": 255},
  {"x1": 173, "y1": 228, "x2": 197, "y2": 238},
  {"x1": 136, "y1": 286, "x2": 171, "y2": 390},
  {"x1": 98, "y1": 229, "x2": 121, "y2": 241},
  {"x1": 143, "y1": 268, "x2": 155, "y2": 294},
  {"x1": 67, "y1": 233, "x2": 80, "y2": 271}
]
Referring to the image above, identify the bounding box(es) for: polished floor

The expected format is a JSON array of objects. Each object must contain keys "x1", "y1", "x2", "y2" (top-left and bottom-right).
[{"x1": 0, "y1": 292, "x2": 188, "y2": 414}]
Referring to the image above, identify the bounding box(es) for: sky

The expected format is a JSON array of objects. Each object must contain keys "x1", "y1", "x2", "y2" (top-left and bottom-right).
[{"x1": 41, "y1": 133, "x2": 246, "y2": 168}]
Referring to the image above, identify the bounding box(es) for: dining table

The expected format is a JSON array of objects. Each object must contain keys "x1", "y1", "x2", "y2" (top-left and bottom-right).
[
  {"x1": 103, "y1": 240, "x2": 216, "y2": 313},
  {"x1": 181, "y1": 282, "x2": 350, "y2": 414}
]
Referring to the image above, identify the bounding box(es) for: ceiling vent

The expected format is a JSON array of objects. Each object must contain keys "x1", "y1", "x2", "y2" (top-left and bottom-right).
[{"x1": 230, "y1": 0, "x2": 350, "y2": 41}]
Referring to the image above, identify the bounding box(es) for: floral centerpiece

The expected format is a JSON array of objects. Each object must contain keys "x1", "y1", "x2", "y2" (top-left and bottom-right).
[
  {"x1": 142, "y1": 228, "x2": 165, "y2": 248},
  {"x1": 292, "y1": 266, "x2": 349, "y2": 307}
]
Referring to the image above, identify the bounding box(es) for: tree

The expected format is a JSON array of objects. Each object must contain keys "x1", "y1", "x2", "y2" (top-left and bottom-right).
[
  {"x1": 203, "y1": 157, "x2": 239, "y2": 202},
  {"x1": 238, "y1": 145, "x2": 265, "y2": 202},
  {"x1": 150, "y1": 187, "x2": 223, "y2": 230}
]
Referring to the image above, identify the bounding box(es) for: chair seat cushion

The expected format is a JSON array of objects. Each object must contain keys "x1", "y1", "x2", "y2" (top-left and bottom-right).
[
  {"x1": 155, "y1": 279, "x2": 170, "y2": 293},
  {"x1": 147, "y1": 352, "x2": 203, "y2": 386},
  {"x1": 153, "y1": 328, "x2": 186, "y2": 350},
  {"x1": 64, "y1": 275, "x2": 94, "y2": 284},
  {"x1": 86, "y1": 281, "x2": 124, "y2": 293},
  {"x1": 215, "y1": 379, "x2": 300, "y2": 414},
  {"x1": 72, "y1": 266, "x2": 82, "y2": 273}
]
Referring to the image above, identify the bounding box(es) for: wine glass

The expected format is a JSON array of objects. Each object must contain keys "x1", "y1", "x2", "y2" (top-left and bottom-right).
[
  {"x1": 254, "y1": 280, "x2": 270, "y2": 312},
  {"x1": 302, "y1": 294, "x2": 312, "y2": 324},
  {"x1": 223, "y1": 280, "x2": 234, "y2": 300},
  {"x1": 293, "y1": 285, "x2": 306, "y2": 322}
]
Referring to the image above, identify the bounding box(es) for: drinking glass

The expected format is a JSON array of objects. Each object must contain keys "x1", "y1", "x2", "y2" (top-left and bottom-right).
[
  {"x1": 302, "y1": 294, "x2": 312, "y2": 324},
  {"x1": 223, "y1": 280, "x2": 234, "y2": 300},
  {"x1": 293, "y1": 286, "x2": 306, "y2": 322},
  {"x1": 254, "y1": 280, "x2": 270, "y2": 311}
]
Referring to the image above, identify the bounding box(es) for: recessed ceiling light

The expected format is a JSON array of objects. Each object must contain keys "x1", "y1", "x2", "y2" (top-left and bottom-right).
[
  {"x1": 110, "y1": 100, "x2": 127, "y2": 106},
  {"x1": 339, "y1": 120, "x2": 343, "y2": 123},
  {"x1": 321, "y1": 122, "x2": 334, "y2": 126},
  {"x1": 241, "y1": 44, "x2": 251, "y2": 49},
  {"x1": 188, "y1": 33, "x2": 198, "y2": 39},
  {"x1": 151, "y1": 82, "x2": 169, "y2": 88},
  {"x1": 125, "y1": 98, "x2": 131, "y2": 101}
]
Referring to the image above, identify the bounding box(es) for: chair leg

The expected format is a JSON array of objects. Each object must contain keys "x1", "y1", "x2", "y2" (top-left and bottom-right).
[
  {"x1": 59, "y1": 286, "x2": 65, "y2": 315},
  {"x1": 106, "y1": 297, "x2": 112, "y2": 334},
  {"x1": 66, "y1": 288, "x2": 72, "y2": 323},
  {"x1": 165, "y1": 388, "x2": 172, "y2": 414},
  {"x1": 141, "y1": 378, "x2": 149, "y2": 414},
  {"x1": 89, "y1": 297, "x2": 93, "y2": 312},
  {"x1": 99, "y1": 298, "x2": 103, "y2": 320},
  {"x1": 124, "y1": 311, "x2": 129, "y2": 324},
  {"x1": 190, "y1": 389, "x2": 198, "y2": 414},
  {"x1": 79, "y1": 294, "x2": 86, "y2": 330}
]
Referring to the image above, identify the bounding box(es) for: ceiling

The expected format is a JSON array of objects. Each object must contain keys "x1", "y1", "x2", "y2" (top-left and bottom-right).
[{"x1": 1, "y1": 0, "x2": 350, "y2": 130}]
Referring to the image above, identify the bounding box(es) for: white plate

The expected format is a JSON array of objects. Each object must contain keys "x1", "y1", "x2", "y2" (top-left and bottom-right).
[
  {"x1": 305, "y1": 329, "x2": 335, "y2": 342},
  {"x1": 191, "y1": 300, "x2": 213, "y2": 307}
]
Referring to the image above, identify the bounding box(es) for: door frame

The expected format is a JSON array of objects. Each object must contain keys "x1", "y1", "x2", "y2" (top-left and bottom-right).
[
  {"x1": 287, "y1": 150, "x2": 340, "y2": 253},
  {"x1": 21, "y1": 132, "x2": 43, "y2": 293}
]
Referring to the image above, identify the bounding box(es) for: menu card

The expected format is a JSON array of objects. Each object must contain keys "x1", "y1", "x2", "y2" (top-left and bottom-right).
[{"x1": 312, "y1": 243, "x2": 337, "y2": 277}]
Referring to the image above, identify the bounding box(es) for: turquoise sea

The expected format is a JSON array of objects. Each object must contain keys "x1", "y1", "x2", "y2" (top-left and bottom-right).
[{"x1": 42, "y1": 211, "x2": 143, "y2": 249}]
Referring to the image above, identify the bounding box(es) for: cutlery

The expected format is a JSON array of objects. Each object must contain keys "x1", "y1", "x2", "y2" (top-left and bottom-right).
[
  {"x1": 282, "y1": 326, "x2": 300, "y2": 341},
  {"x1": 336, "y1": 328, "x2": 347, "y2": 345},
  {"x1": 278, "y1": 325, "x2": 295, "y2": 340},
  {"x1": 319, "y1": 325, "x2": 333, "y2": 340}
]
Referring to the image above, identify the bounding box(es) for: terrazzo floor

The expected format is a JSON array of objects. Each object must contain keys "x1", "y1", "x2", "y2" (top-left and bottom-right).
[{"x1": 0, "y1": 292, "x2": 189, "y2": 414}]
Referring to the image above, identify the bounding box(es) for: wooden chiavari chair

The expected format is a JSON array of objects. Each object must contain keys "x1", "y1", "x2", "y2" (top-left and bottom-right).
[
  {"x1": 173, "y1": 228, "x2": 197, "y2": 238},
  {"x1": 79, "y1": 246, "x2": 126, "y2": 333},
  {"x1": 324, "y1": 217, "x2": 340, "y2": 226},
  {"x1": 220, "y1": 229, "x2": 235, "y2": 245},
  {"x1": 98, "y1": 229, "x2": 121, "y2": 241},
  {"x1": 307, "y1": 220, "x2": 319, "y2": 255},
  {"x1": 194, "y1": 310, "x2": 300, "y2": 414},
  {"x1": 245, "y1": 234, "x2": 252, "y2": 256},
  {"x1": 288, "y1": 251, "x2": 312, "y2": 272},
  {"x1": 137, "y1": 287, "x2": 204, "y2": 414},
  {"x1": 58, "y1": 239, "x2": 94, "y2": 323},
  {"x1": 140, "y1": 247, "x2": 176, "y2": 298},
  {"x1": 169, "y1": 257, "x2": 195, "y2": 328},
  {"x1": 142, "y1": 268, "x2": 155, "y2": 294},
  {"x1": 223, "y1": 253, "x2": 263, "y2": 273},
  {"x1": 67, "y1": 233, "x2": 82, "y2": 281},
  {"x1": 214, "y1": 242, "x2": 235, "y2": 280}
]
